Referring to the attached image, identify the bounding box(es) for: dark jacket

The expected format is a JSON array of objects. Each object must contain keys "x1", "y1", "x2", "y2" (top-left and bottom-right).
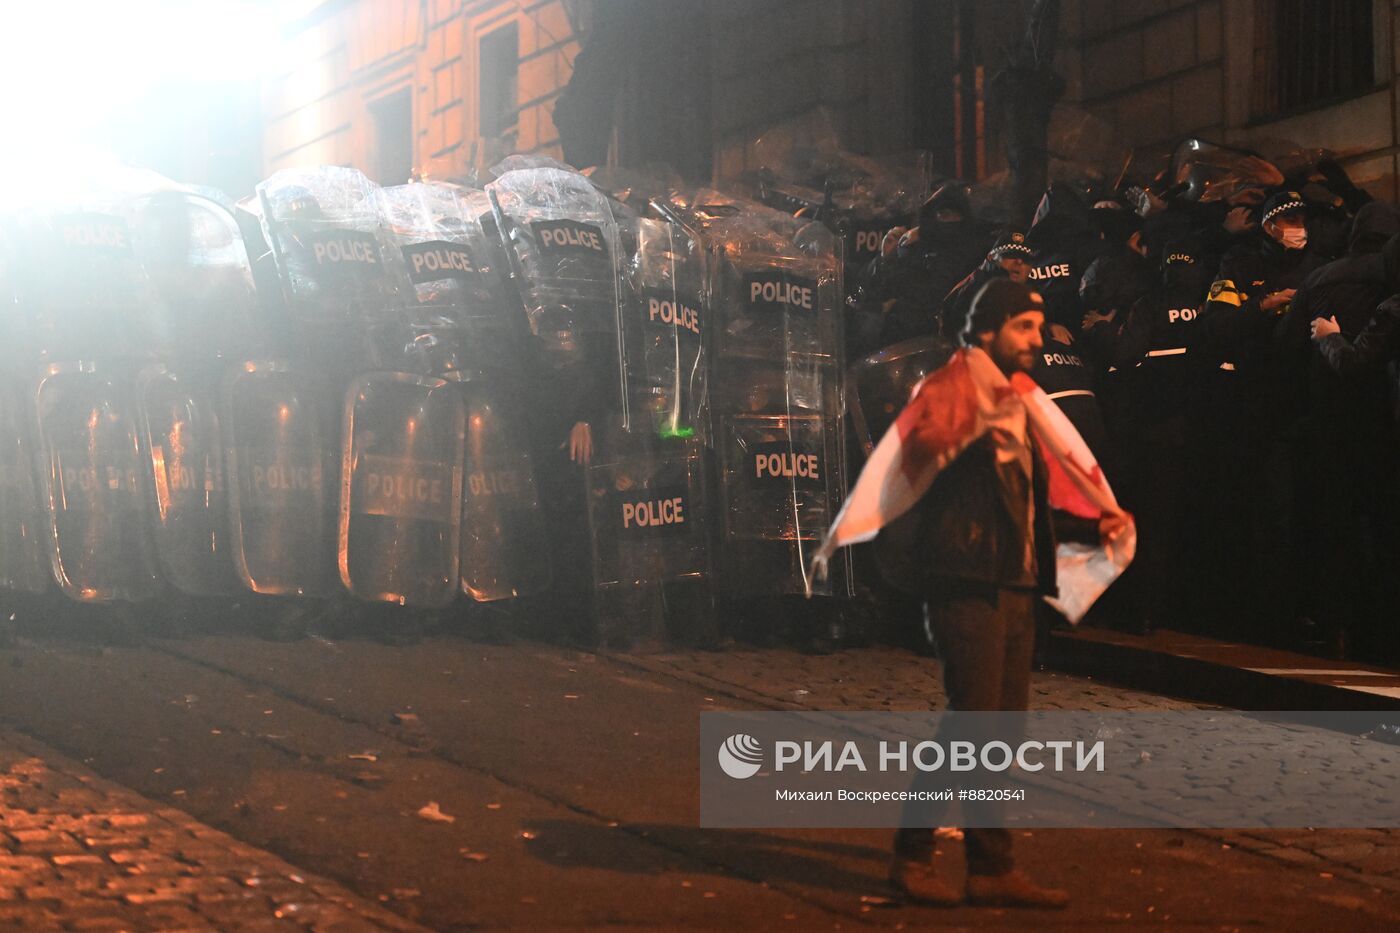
[
  {"x1": 1315, "y1": 294, "x2": 1400, "y2": 376},
  {"x1": 868, "y1": 185, "x2": 988, "y2": 348},
  {"x1": 1026, "y1": 185, "x2": 1105, "y2": 330},
  {"x1": 878, "y1": 432, "x2": 1057, "y2": 598},
  {"x1": 1278, "y1": 204, "x2": 1400, "y2": 428}
]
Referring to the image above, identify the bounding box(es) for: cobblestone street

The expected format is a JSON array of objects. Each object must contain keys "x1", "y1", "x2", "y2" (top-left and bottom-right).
[
  {"x1": 621, "y1": 647, "x2": 1400, "y2": 895},
  {"x1": 0, "y1": 728, "x2": 424, "y2": 931}
]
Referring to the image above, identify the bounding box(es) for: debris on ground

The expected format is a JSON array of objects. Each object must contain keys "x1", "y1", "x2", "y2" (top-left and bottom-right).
[{"x1": 416, "y1": 801, "x2": 455, "y2": 823}]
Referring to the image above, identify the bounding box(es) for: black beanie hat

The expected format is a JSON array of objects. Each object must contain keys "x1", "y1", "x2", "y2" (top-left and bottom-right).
[{"x1": 963, "y1": 278, "x2": 1045, "y2": 345}]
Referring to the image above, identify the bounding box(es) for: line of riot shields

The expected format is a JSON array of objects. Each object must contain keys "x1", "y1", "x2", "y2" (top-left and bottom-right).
[{"x1": 0, "y1": 160, "x2": 854, "y2": 642}]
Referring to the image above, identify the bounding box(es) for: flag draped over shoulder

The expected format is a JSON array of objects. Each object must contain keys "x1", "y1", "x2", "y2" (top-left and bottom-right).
[{"x1": 810, "y1": 347, "x2": 1135, "y2": 623}]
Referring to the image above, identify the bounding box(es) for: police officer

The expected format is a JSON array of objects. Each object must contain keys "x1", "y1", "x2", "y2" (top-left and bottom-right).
[
  {"x1": 940, "y1": 230, "x2": 1032, "y2": 339},
  {"x1": 1195, "y1": 189, "x2": 1327, "y2": 637},
  {"x1": 865, "y1": 183, "x2": 988, "y2": 348},
  {"x1": 1285, "y1": 204, "x2": 1400, "y2": 658},
  {"x1": 1097, "y1": 246, "x2": 1213, "y2": 633},
  {"x1": 1024, "y1": 184, "x2": 1104, "y2": 331}
]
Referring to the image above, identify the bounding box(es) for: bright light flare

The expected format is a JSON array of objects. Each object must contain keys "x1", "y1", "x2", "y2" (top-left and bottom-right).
[{"x1": 0, "y1": 1, "x2": 289, "y2": 161}]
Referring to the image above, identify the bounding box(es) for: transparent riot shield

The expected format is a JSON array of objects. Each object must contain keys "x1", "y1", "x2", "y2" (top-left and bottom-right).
[
  {"x1": 453, "y1": 370, "x2": 551, "y2": 601},
  {"x1": 379, "y1": 181, "x2": 551, "y2": 603},
  {"x1": 0, "y1": 385, "x2": 49, "y2": 595},
  {"x1": 846, "y1": 335, "x2": 956, "y2": 458},
  {"x1": 619, "y1": 217, "x2": 708, "y2": 441},
  {"x1": 0, "y1": 241, "x2": 48, "y2": 596},
  {"x1": 138, "y1": 365, "x2": 237, "y2": 595},
  {"x1": 33, "y1": 362, "x2": 160, "y2": 602},
  {"x1": 672, "y1": 191, "x2": 852, "y2": 598},
  {"x1": 485, "y1": 166, "x2": 625, "y2": 419},
  {"x1": 256, "y1": 167, "x2": 404, "y2": 366},
  {"x1": 6, "y1": 205, "x2": 166, "y2": 603},
  {"x1": 585, "y1": 431, "x2": 710, "y2": 588},
  {"x1": 338, "y1": 372, "x2": 465, "y2": 607},
  {"x1": 127, "y1": 192, "x2": 262, "y2": 596},
  {"x1": 223, "y1": 362, "x2": 337, "y2": 598},
  {"x1": 245, "y1": 168, "x2": 406, "y2": 600}
]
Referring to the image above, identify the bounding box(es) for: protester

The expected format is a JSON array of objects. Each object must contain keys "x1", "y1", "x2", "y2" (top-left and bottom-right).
[{"x1": 812, "y1": 278, "x2": 1131, "y2": 907}]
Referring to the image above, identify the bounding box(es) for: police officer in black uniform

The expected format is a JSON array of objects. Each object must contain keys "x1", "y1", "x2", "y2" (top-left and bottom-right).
[
  {"x1": 1096, "y1": 245, "x2": 1213, "y2": 632},
  {"x1": 1024, "y1": 184, "x2": 1105, "y2": 332},
  {"x1": 940, "y1": 231, "x2": 1033, "y2": 339},
  {"x1": 1195, "y1": 190, "x2": 1328, "y2": 636},
  {"x1": 861, "y1": 183, "x2": 988, "y2": 348},
  {"x1": 1284, "y1": 203, "x2": 1400, "y2": 657}
]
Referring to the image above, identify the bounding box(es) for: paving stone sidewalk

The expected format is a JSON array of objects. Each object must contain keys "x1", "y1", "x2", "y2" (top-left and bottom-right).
[
  {"x1": 0, "y1": 727, "x2": 425, "y2": 932},
  {"x1": 613, "y1": 645, "x2": 1400, "y2": 894}
]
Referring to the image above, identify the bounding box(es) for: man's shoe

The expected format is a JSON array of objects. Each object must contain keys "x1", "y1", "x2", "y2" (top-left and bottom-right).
[
  {"x1": 888, "y1": 856, "x2": 961, "y2": 906},
  {"x1": 966, "y1": 869, "x2": 1069, "y2": 909}
]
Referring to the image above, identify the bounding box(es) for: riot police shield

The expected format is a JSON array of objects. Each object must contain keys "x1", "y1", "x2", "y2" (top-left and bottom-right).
[
  {"x1": 256, "y1": 166, "x2": 405, "y2": 369},
  {"x1": 0, "y1": 386, "x2": 49, "y2": 595},
  {"x1": 0, "y1": 245, "x2": 48, "y2": 596},
  {"x1": 377, "y1": 181, "x2": 548, "y2": 604},
  {"x1": 244, "y1": 167, "x2": 406, "y2": 601},
  {"x1": 223, "y1": 361, "x2": 337, "y2": 597},
  {"x1": 339, "y1": 372, "x2": 465, "y2": 607},
  {"x1": 619, "y1": 217, "x2": 708, "y2": 441},
  {"x1": 670, "y1": 191, "x2": 851, "y2": 598},
  {"x1": 33, "y1": 362, "x2": 161, "y2": 602},
  {"x1": 485, "y1": 166, "x2": 625, "y2": 425},
  {"x1": 6, "y1": 204, "x2": 164, "y2": 603},
  {"x1": 454, "y1": 369, "x2": 551, "y2": 601},
  {"x1": 585, "y1": 430, "x2": 710, "y2": 589},
  {"x1": 846, "y1": 335, "x2": 956, "y2": 458},
  {"x1": 126, "y1": 192, "x2": 261, "y2": 596}
]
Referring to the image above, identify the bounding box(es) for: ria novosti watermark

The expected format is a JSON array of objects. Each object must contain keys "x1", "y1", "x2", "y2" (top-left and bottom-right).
[{"x1": 700, "y1": 711, "x2": 1400, "y2": 829}]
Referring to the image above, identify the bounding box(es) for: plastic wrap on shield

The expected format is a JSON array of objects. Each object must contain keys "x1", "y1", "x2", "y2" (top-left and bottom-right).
[
  {"x1": 126, "y1": 191, "x2": 263, "y2": 363},
  {"x1": 223, "y1": 363, "x2": 337, "y2": 597},
  {"x1": 667, "y1": 190, "x2": 850, "y2": 597},
  {"x1": 126, "y1": 193, "x2": 261, "y2": 596},
  {"x1": 720, "y1": 109, "x2": 932, "y2": 279},
  {"x1": 675, "y1": 190, "x2": 842, "y2": 387},
  {"x1": 717, "y1": 412, "x2": 840, "y2": 596},
  {"x1": 1161, "y1": 138, "x2": 1318, "y2": 203},
  {"x1": 34, "y1": 363, "x2": 161, "y2": 602},
  {"x1": 485, "y1": 166, "x2": 621, "y2": 342},
  {"x1": 585, "y1": 434, "x2": 710, "y2": 588},
  {"x1": 4, "y1": 206, "x2": 162, "y2": 362},
  {"x1": 339, "y1": 373, "x2": 465, "y2": 607},
  {"x1": 846, "y1": 335, "x2": 956, "y2": 458},
  {"x1": 379, "y1": 183, "x2": 495, "y2": 313},
  {"x1": 255, "y1": 167, "x2": 404, "y2": 366},
  {"x1": 619, "y1": 217, "x2": 708, "y2": 440}
]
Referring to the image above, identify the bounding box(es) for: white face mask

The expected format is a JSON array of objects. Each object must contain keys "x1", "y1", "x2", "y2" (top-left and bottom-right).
[{"x1": 1278, "y1": 226, "x2": 1308, "y2": 250}]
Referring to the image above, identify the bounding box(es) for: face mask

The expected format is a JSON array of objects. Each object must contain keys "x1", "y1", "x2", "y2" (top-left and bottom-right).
[{"x1": 1278, "y1": 227, "x2": 1308, "y2": 250}]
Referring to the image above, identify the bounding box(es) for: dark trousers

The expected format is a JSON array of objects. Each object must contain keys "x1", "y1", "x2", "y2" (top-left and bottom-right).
[{"x1": 894, "y1": 586, "x2": 1036, "y2": 876}]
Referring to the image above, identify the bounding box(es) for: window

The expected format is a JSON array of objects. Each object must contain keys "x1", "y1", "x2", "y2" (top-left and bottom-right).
[
  {"x1": 370, "y1": 89, "x2": 413, "y2": 185},
  {"x1": 479, "y1": 23, "x2": 519, "y2": 139},
  {"x1": 1251, "y1": 0, "x2": 1376, "y2": 120}
]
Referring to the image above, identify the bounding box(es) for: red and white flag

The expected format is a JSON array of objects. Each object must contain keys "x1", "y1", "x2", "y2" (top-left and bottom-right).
[{"x1": 811, "y1": 347, "x2": 1134, "y2": 622}]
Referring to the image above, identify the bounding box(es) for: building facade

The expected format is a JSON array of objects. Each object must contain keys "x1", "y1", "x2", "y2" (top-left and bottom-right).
[
  {"x1": 261, "y1": 0, "x2": 1400, "y2": 200},
  {"x1": 263, "y1": 0, "x2": 582, "y2": 182}
]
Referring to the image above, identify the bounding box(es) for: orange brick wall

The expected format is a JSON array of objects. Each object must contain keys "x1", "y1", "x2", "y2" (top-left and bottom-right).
[{"x1": 263, "y1": 0, "x2": 579, "y2": 182}]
